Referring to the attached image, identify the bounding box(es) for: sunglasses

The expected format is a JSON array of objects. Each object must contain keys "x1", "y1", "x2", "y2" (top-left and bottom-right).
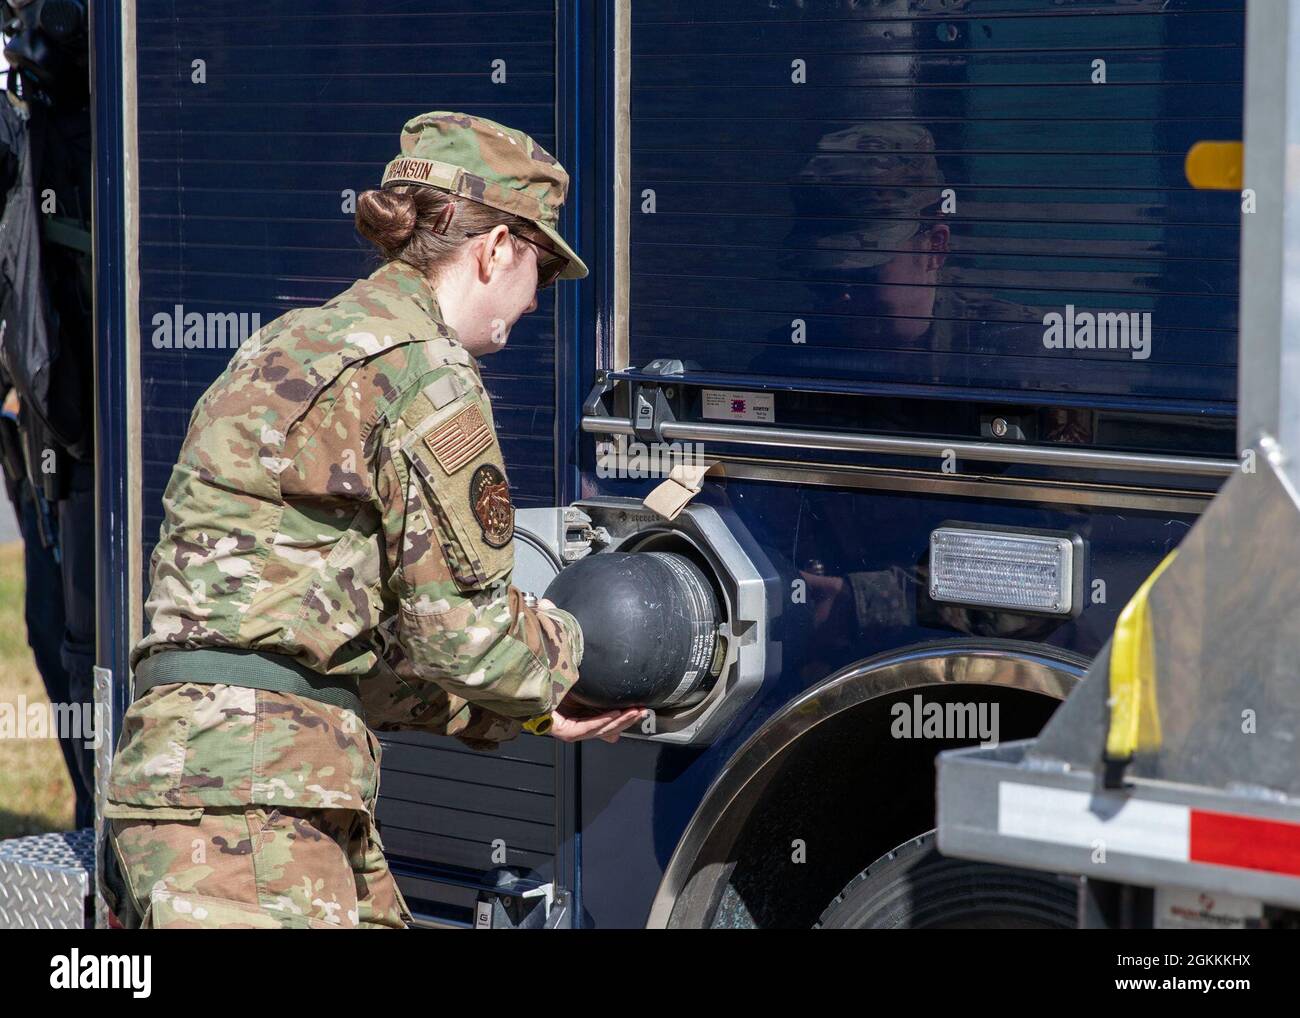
[
  {"x1": 463, "y1": 224, "x2": 566, "y2": 290},
  {"x1": 512, "y1": 228, "x2": 567, "y2": 289}
]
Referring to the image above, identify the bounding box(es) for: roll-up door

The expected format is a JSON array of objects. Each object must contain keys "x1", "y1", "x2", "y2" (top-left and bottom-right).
[{"x1": 627, "y1": 0, "x2": 1243, "y2": 411}]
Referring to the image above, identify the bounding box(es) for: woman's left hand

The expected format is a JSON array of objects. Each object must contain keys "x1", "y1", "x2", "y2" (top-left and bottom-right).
[{"x1": 550, "y1": 700, "x2": 646, "y2": 743}]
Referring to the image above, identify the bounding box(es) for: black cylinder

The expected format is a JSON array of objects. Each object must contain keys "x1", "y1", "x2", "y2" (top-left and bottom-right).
[{"x1": 543, "y1": 550, "x2": 722, "y2": 710}]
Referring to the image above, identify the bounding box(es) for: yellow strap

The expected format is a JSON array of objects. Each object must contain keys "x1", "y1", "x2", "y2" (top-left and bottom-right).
[{"x1": 1106, "y1": 550, "x2": 1178, "y2": 760}]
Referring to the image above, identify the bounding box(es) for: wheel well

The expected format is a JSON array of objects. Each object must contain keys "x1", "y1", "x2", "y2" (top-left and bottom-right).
[{"x1": 708, "y1": 683, "x2": 1061, "y2": 929}]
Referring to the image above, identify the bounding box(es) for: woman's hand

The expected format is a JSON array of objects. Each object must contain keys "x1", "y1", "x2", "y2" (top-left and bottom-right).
[{"x1": 550, "y1": 697, "x2": 646, "y2": 743}]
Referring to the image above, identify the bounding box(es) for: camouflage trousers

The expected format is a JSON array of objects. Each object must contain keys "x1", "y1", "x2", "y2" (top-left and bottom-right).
[{"x1": 107, "y1": 805, "x2": 412, "y2": 929}]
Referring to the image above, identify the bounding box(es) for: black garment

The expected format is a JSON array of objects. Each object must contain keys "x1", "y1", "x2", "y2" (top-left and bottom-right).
[
  {"x1": 30, "y1": 98, "x2": 93, "y2": 461},
  {"x1": 0, "y1": 22, "x2": 97, "y2": 830},
  {"x1": 0, "y1": 93, "x2": 93, "y2": 464},
  {"x1": 14, "y1": 474, "x2": 94, "y2": 827},
  {"x1": 0, "y1": 97, "x2": 56, "y2": 446}
]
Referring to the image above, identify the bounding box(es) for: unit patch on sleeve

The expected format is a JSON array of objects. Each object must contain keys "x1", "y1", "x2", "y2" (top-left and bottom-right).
[
  {"x1": 470, "y1": 463, "x2": 514, "y2": 547},
  {"x1": 425, "y1": 400, "x2": 493, "y2": 474}
]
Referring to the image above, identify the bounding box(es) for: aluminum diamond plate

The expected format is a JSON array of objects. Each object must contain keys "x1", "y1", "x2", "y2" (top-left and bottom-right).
[{"x1": 0, "y1": 829, "x2": 94, "y2": 929}]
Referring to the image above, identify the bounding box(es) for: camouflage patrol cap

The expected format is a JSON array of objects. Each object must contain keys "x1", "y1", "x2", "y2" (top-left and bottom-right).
[
  {"x1": 381, "y1": 111, "x2": 588, "y2": 280},
  {"x1": 794, "y1": 123, "x2": 945, "y2": 269}
]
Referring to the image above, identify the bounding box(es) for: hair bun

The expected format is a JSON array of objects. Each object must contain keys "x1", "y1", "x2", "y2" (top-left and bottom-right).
[{"x1": 355, "y1": 188, "x2": 418, "y2": 256}]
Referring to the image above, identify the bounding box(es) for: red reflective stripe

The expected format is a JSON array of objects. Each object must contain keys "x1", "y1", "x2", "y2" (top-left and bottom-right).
[{"x1": 1189, "y1": 809, "x2": 1300, "y2": 876}]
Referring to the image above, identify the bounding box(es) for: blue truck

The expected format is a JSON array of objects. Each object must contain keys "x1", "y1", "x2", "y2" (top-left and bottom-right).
[{"x1": 57, "y1": 0, "x2": 1245, "y2": 928}]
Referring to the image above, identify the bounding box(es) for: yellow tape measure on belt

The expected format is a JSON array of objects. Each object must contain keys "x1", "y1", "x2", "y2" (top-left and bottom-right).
[
  {"x1": 1106, "y1": 550, "x2": 1178, "y2": 760},
  {"x1": 522, "y1": 713, "x2": 553, "y2": 736}
]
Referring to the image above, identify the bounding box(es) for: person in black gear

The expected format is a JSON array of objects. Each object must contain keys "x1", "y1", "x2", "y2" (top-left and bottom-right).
[{"x1": 0, "y1": 0, "x2": 95, "y2": 828}]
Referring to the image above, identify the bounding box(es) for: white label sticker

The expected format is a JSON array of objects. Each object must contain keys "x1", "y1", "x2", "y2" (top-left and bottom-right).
[{"x1": 701, "y1": 389, "x2": 775, "y2": 424}]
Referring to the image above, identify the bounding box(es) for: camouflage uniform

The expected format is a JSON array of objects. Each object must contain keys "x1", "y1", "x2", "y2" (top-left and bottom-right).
[{"x1": 105, "y1": 112, "x2": 588, "y2": 929}]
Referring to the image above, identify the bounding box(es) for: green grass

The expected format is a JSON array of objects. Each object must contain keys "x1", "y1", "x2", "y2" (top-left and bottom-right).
[{"x1": 0, "y1": 541, "x2": 76, "y2": 837}]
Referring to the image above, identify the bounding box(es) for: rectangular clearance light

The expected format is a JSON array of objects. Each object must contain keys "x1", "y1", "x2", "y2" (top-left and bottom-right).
[{"x1": 929, "y1": 527, "x2": 1077, "y2": 616}]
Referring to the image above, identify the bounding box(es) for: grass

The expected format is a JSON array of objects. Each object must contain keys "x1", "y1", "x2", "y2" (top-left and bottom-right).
[{"x1": 0, "y1": 541, "x2": 76, "y2": 837}]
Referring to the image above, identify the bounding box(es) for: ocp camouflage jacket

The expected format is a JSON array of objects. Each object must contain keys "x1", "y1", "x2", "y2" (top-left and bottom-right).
[{"x1": 105, "y1": 260, "x2": 581, "y2": 816}]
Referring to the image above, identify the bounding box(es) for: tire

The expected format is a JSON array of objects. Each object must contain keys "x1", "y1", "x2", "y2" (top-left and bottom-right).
[{"x1": 814, "y1": 831, "x2": 1076, "y2": 929}]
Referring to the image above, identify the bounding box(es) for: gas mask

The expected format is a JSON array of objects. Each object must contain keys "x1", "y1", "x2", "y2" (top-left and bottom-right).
[{"x1": 3, "y1": 0, "x2": 88, "y2": 107}]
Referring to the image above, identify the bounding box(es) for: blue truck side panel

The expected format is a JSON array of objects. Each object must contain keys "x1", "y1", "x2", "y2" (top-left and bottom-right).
[
  {"x1": 134, "y1": 1, "x2": 564, "y2": 523},
  {"x1": 574, "y1": 478, "x2": 1199, "y2": 925},
  {"x1": 92, "y1": 0, "x2": 133, "y2": 737},
  {"x1": 112, "y1": 0, "x2": 1243, "y2": 927},
  {"x1": 570, "y1": 0, "x2": 1243, "y2": 926}
]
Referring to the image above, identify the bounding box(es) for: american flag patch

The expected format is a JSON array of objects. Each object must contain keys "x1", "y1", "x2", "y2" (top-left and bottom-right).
[{"x1": 424, "y1": 401, "x2": 492, "y2": 474}]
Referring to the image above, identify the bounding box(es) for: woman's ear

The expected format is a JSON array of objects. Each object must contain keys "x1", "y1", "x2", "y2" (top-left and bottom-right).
[{"x1": 470, "y1": 224, "x2": 509, "y2": 282}]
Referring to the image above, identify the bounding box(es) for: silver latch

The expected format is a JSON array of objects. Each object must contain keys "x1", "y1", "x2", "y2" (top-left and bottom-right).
[{"x1": 560, "y1": 507, "x2": 609, "y2": 562}]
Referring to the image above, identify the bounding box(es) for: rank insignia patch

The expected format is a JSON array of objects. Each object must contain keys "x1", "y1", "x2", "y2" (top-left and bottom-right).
[
  {"x1": 425, "y1": 401, "x2": 492, "y2": 474},
  {"x1": 470, "y1": 463, "x2": 514, "y2": 548}
]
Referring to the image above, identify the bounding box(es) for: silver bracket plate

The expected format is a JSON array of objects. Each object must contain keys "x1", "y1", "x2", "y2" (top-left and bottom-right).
[{"x1": 91, "y1": 665, "x2": 115, "y2": 930}]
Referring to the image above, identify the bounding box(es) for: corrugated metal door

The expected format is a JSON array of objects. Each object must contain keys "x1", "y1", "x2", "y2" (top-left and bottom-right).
[
  {"x1": 627, "y1": 0, "x2": 1243, "y2": 413},
  {"x1": 132, "y1": 0, "x2": 564, "y2": 923}
]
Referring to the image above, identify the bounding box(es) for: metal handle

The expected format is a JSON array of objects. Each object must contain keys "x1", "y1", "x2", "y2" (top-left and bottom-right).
[{"x1": 581, "y1": 415, "x2": 1238, "y2": 478}]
